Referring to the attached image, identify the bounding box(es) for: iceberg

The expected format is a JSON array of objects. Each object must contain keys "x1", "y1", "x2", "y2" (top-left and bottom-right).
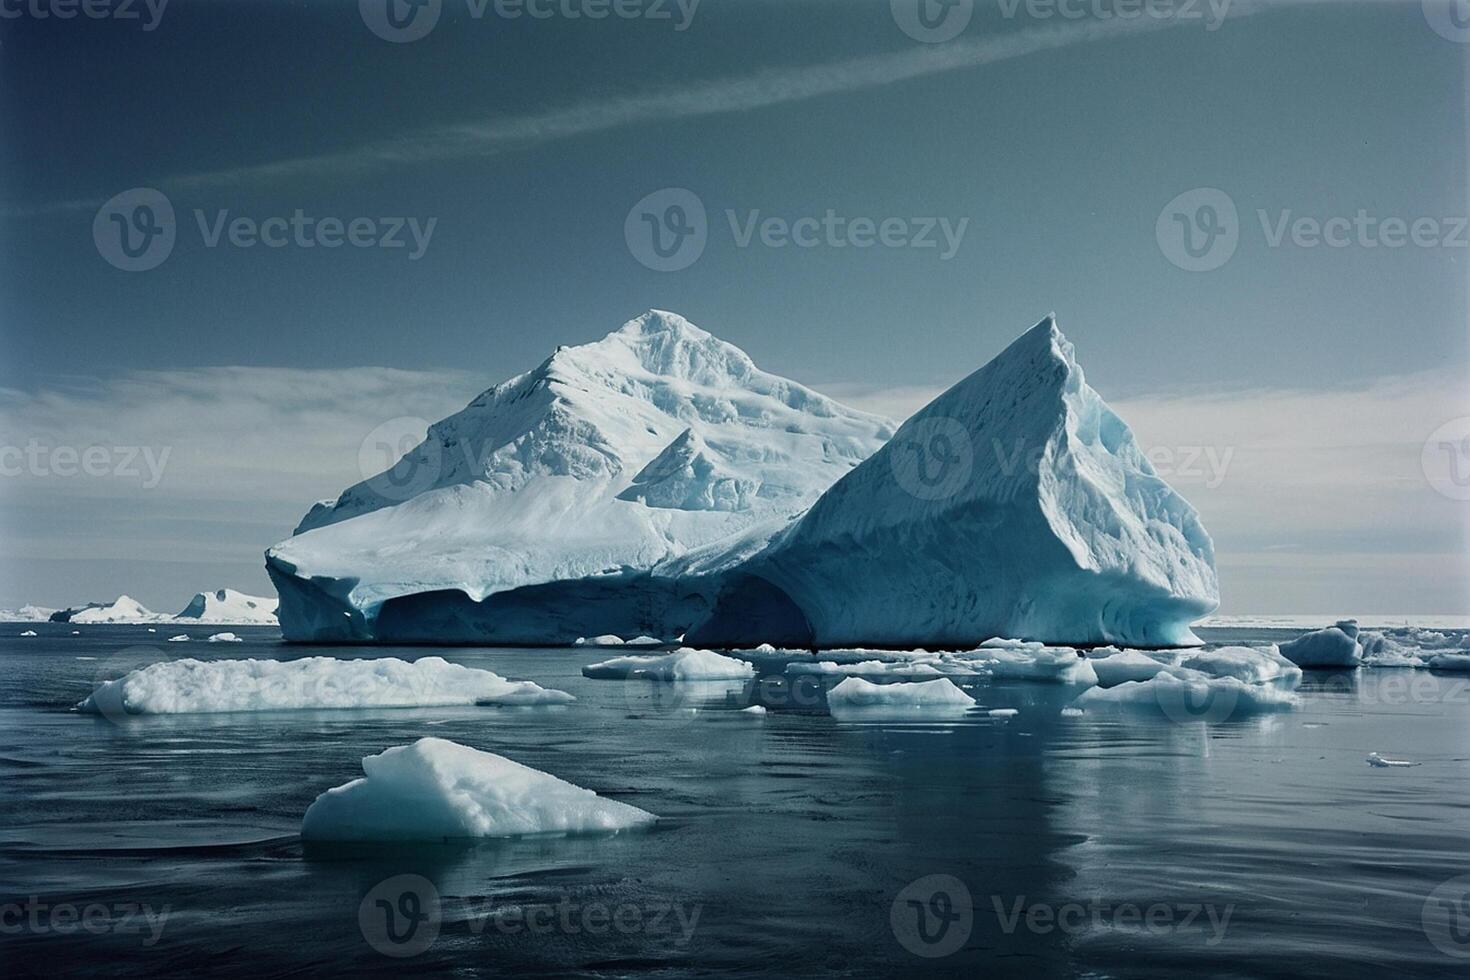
[
  {"x1": 1279, "y1": 625, "x2": 1362, "y2": 668},
  {"x1": 19, "y1": 629, "x2": 37, "y2": 637},
  {"x1": 76, "y1": 656, "x2": 573, "y2": 715},
  {"x1": 581, "y1": 647, "x2": 755, "y2": 681},
  {"x1": 267, "y1": 311, "x2": 893, "y2": 643},
  {"x1": 59, "y1": 595, "x2": 163, "y2": 624},
  {"x1": 1087, "y1": 649, "x2": 1174, "y2": 687},
  {"x1": 1076, "y1": 670, "x2": 1299, "y2": 715},
  {"x1": 0, "y1": 604, "x2": 59, "y2": 623},
  {"x1": 1427, "y1": 652, "x2": 1470, "y2": 672},
  {"x1": 206, "y1": 632, "x2": 243, "y2": 643},
  {"x1": 174, "y1": 589, "x2": 279, "y2": 625},
  {"x1": 301, "y1": 737, "x2": 655, "y2": 841},
  {"x1": 956, "y1": 639, "x2": 1099, "y2": 685},
  {"x1": 825, "y1": 676, "x2": 976, "y2": 717},
  {"x1": 786, "y1": 659, "x2": 946, "y2": 679},
  {"x1": 687, "y1": 316, "x2": 1217, "y2": 650}
]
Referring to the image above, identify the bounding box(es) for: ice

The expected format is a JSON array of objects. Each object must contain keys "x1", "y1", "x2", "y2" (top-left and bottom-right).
[
  {"x1": 267, "y1": 311, "x2": 893, "y2": 643},
  {"x1": 786, "y1": 660, "x2": 945, "y2": 679},
  {"x1": 575, "y1": 635, "x2": 625, "y2": 647},
  {"x1": 989, "y1": 708, "x2": 1019, "y2": 718},
  {"x1": 1366, "y1": 752, "x2": 1419, "y2": 768},
  {"x1": 825, "y1": 676, "x2": 976, "y2": 717},
  {"x1": 1087, "y1": 649, "x2": 1173, "y2": 687},
  {"x1": 740, "y1": 705, "x2": 767, "y2": 715},
  {"x1": 0, "y1": 604, "x2": 59, "y2": 622},
  {"x1": 300, "y1": 737, "x2": 655, "y2": 841},
  {"x1": 1427, "y1": 653, "x2": 1470, "y2": 672},
  {"x1": 581, "y1": 647, "x2": 755, "y2": 681},
  {"x1": 1175, "y1": 646, "x2": 1301, "y2": 684},
  {"x1": 687, "y1": 316, "x2": 1217, "y2": 649},
  {"x1": 19, "y1": 629, "x2": 37, "y2": 637},
  {"x1": 959, "y1": 640, "x2": 1099, "y2": 685},
  {"x1": 206, "y1": 632, "x2": 243, "y2": 643},
  {"x1": 67, "y1": 595, "x2": 161, "y2": 624},
  {"x1": 174, "y1": 589, "x2": 279, "y2": 625},
  {"x1": 167, "y1": 634, "x2": 190, "y2": 642},
  {"x1": 1076, "y1": 670, "x2": 1299, "y2": 714},
  {"x1": 1280, "y1": 626, "x2": 1362, "y2": 668},
  {"x1": 76, "y1": 656, "x2": 574, "y2": 715}
]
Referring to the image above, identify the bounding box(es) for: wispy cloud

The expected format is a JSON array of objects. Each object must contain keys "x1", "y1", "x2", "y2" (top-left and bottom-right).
[{"x1": 9, "y1": 3, "x2": 1273, "y2": 216}]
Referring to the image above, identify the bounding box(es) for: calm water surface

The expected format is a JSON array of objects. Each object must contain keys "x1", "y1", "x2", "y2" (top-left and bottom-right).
[{"x1": 1, "y1": 625, "x2": 1467, "y2": 977}]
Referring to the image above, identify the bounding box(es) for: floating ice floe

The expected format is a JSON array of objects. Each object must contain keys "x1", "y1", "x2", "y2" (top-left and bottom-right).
[
  {"x1": 1087, "y1": 649, "x2": 1173, "y2": 686},
  {"x1": 575, "y1": 635, "x2": 624, "y2": 647},
  {"x1": 786, "y1": 659, "x2": 945, "y2": 680},
  {"x1": 1366, "y1": 752, "x2": 1420, "y2": 768},
  {"x1": 1427, "y1": 652, "x2": 1470, "y2": 672},
  {"x1": 19, "y1": 630, "x2": 37, "y2": 637},
  {"x1": 959, "y1": 640, "x2": 1098, "y2": 685},
  {"x1": 1175, "y1": 646, "x2": 1302, "y2": 684},
  {"x1": 988, "y1": 708, "x2": 1019, "y2": 718},
  {"x1": 740, "y1": 705, "x2": 767, "y2": 715},
  {"x1": 1075, "y1": 669, "x2": 1299, "y2": 716},
  {"x1": 825, "y1": 676, "x2": 976, "y2": 718},
  {"x1": 1279, "y1": 624, "x2": 1362, "y2": 668},
  {"x1": 167, "y1": 634, "x2": 190, "y2": 642},
  {"x1": 206, "y1": 632, "x2": 243, "y2": 643},
  {"x1": 301, "y1": 737, "x2": 656, "y2": 841},
  {"x1": 581, "y1": 647, "x2": 755, "y2": 681},
  {"x1": 76, "y1": 656, "x2": 573, "y2": 715}
]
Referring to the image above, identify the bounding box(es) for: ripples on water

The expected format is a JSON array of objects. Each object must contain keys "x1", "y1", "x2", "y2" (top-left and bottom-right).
[{"x1": 1, "y1": 625, "x2": 1467, "y2": 977}]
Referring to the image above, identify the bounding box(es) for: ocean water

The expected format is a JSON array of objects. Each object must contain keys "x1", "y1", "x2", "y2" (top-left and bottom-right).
[{"x1": 2, "y1": 625, "x2": 1468, "y2": 978}]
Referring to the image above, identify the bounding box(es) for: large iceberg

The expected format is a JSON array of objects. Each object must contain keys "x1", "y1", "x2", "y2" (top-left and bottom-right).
[
  {"x1": 687, "y1": 316, "x2": 1218, "y2": 649},
  {"x1": 268, "y1": 312, "x2": 1218, "y2": 649},
  {"x1": 301, "y1": 738, "x2": 655, "y2": 841},
  {"x1": 267, "y1": 311, "x2": 893, "y2": 642}
]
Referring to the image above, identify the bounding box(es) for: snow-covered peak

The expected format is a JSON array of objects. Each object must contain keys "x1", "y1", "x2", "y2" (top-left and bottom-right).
[
  {"x1": 68, "y1": 595, "x2": 160, "y2": 624},
  {"x1": 175, "y1": 588, "x2": 280, "y2": 624}
]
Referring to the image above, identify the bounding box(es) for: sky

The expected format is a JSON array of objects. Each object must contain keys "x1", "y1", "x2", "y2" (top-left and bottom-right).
[{"x1": 0, "y1": 0, "x2": 1467, "y2": 616}]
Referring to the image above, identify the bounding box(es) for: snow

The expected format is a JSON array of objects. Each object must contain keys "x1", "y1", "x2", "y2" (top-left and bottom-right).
[
  {"x1": 76, "y1": 656, "x2": 573, "y2": 715},
  {"x1": 206, "y1": 632, "x2": 243, "y2": 643},
  {"x1": 0, "y1": 604, "x2": 58, "y2": 623},
  {"x1": 300, "y1": 737, "x2": 655, "y2": 841},
  {"x1": 174, "y1": 588, "x2": 278, "y2": 625},
  {"x1": 582, "y1": 647, "x2": 755, "y2": 681},
  {"x1": 1366, "y1": 752, "x2": 1420, "y2": 768},
  {"x1": 687, "y1": 316, "x2": 1217, "y2": 649},
  {"x1": 1280, "y1": 626, "x2": 1362, "y2": 668},
  {"x1": 825, "y1": 676, "x2": 976, "y2": 716},
  {"x1": 267, "y1": 311, "x2": 893, "y2": 643}
]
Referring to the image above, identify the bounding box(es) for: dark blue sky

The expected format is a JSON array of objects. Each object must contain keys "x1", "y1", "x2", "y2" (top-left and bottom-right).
[{"x1": 1, "y1": 0, "x2": 1467, "y2": 614}]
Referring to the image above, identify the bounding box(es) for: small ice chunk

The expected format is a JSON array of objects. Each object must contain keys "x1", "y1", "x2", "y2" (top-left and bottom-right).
[
  {"x1": 1060, "y1": 706, "x2": 1085, "y2": 717},
  {"x1": 1076, "y1": 669, "x2": 1299, "y2": 715},
  {"x1": 1427, "y1": 652, "x2": 1470, "y2": 672},
  {"x1": 1088, "y1": 649, "x2": 1172, "y2": 687},
  {"x1": 1280, "y1": 627, "x2": 1361, "y2": 668},
  {"x1": 1366, "y1": 752, "x2": 1419, "y2": 768},
  {"x1": 167, "y1": 634, "x2": 190, "y2": 642},
  {"x1": 77, "y1": 656, "x2": 574, "y2": 715},
  {"x1": 988, "y1": 708, "x2": 1019, "y2": 718},
  {"x1": 206, "y1": 632, "x2": 243, "y2": 643},
  {"x1": 301, "y1": 737, "x2": 656, "y2": 841},
  {"x1": 740, "y1": 705, "x2": 767, "y2": 715},
  {"x1": 825, "y1": 676, "x2": 976, "y2": 716},
  {"x1": 20, "y1": 630, "x2": 36, "y2": 637},
  {"x1": 582, "y1": 647, "x2": 754, "y2": 681},
  {"x1": 786, "y1": 660, "x2": 944, "y2": 679},
  {"x1": 961, "y1": 641, "x2": 1098, "y2": 685},
  {"x1": 574, "y1": 635, "x2": 624, "y2": 647},
  {"x1": 1177, "y1": 646, "x2": 1301, "y2": 685}
]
